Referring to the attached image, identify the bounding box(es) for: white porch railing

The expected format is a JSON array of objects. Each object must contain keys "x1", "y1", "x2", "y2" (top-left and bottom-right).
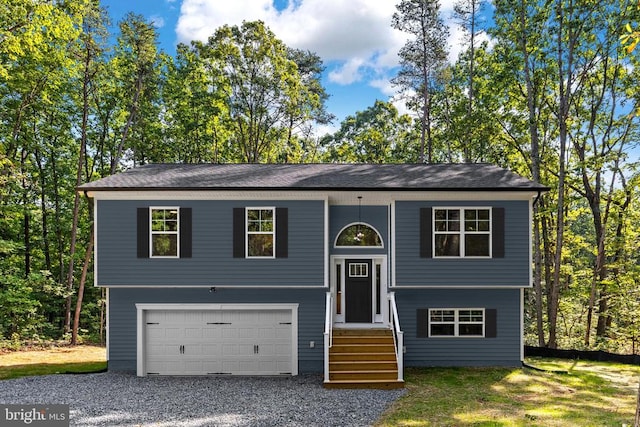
[
  {"x1": 388, "y1": 292, "x2": 404, "y2": 382},
  {"x1": 323, "y1": 292, "x2": 333, "y2": 383}
]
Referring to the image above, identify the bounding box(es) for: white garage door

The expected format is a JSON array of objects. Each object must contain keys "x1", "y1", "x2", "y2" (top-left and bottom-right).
[{"x1": 142, "y1": 308, "x2": 294, "y2": 376}]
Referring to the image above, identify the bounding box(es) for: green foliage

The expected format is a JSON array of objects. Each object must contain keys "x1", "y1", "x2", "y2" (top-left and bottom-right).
[{"x1": 320, "y1": 100, "x2": 418, "y2": 163}]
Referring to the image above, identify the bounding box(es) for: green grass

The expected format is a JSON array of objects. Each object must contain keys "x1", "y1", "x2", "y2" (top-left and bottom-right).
[
  {"x1": 376, "y1": 359, "x2": 640, "y2": 426},
  {"x1": 0, "y1": 361, "x2": 107, "y2": 380},
  {"x1": 0, "y1": 345, "x2": 107, "y2": 380}
]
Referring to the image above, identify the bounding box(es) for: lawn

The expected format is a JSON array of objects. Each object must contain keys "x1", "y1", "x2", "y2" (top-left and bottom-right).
[
  {"x1": 0, "y1": 345, "x2": 106, "y2": 380},
  {"x1": 1, "y1": 348, "x2": 638, "y2": 426},
  {"x1": 376, "y1": 358, "x2": 640, "y2": 426}
]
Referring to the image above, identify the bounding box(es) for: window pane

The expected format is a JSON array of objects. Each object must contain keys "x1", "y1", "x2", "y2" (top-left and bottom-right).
[
  {"x1": 248, "y1": 234, "x2": 273, "y2": 257},
  {"x1": 430, "y1": 310, "x2": 454, "y2": 322},
  {"x1": 478, "y1": 210, "x2": 490, "y2": 220},
  {"x1": 152, "y1": 234, "x2": 177, "y2": 257},
  {"x1": 446, "y1": 210, "x2": 460, "y2": 231},
  {"x1": 261, "y1": 210, "x2": 274, "y2": 231},
  {"x1": 165, "y1": 219, "x2": 178, "y2": 232},
  {"x1": 465, "y1": 235, "x2": 489, "y2": 256},
  {"x1": 459, "y1": 310, "x2": 483, "y2": 322},
  {"x1": 435, "y1": 234, "x2": 460, "y2": 256},
  {"x1": 459, "y1": 324, "x2": 483, "y2": 336},
  {"x1": 478, "y1": 219, "x2": 490, "y2": 232},
  {"x1": 247, "y1": 209, "x2": 274, "y2": 232},
  {"x1": 336, "y1": 224, "x2": 382, "y2": 246},
  {"x1": 464, "y1": 210, "x2": 476, "y2": 221},
  {"x1": 431, "y1": 324, "x2": 455, "y2": 336}
]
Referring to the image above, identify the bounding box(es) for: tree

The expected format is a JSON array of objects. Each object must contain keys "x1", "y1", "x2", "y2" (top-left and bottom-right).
[
  {"x1": 453, "y1": 0, "x2": 485, "y2": 161},
  {"x1": 391, "y1": 0, "x2": 449, "y2": 163},
  {"x1": 320, "y1": 100, "x2": 418, "y2": 163},
  {"x1": 201, "y1": 20, "x2": 322, "y2": 163}
]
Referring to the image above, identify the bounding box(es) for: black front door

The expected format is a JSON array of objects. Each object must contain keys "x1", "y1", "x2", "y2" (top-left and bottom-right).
[{"x1": 345, "y1": 259, "x2": 372, "y2": 323}]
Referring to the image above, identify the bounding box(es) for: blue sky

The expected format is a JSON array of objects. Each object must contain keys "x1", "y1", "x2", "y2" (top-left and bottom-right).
[{"x1": 100, "y1": 0, "x2": 484, "y2": 133}]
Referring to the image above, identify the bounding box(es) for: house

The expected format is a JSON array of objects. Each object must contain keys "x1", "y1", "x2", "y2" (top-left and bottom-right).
[{"x1": 78, "y1": 163, "x2": 548, "y2": 388}]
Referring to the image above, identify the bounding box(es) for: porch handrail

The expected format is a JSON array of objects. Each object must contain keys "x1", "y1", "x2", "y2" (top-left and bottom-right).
[
  {"x1": 388, "y1": 292, "x2": 404, "y2": 382},
  {"x1": 323, "y1": 292, "x2": 333, "y2": 383}
]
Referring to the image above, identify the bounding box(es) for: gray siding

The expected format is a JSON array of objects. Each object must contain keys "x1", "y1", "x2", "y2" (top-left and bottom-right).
[
  {"x1": 329, "y1": 205, "x2": 388, "y2": 256},
  {"x1": 395, "y1": 288, "x2": 522, "y2": 366},
  {"x1": 395, "y1": 200, "x2": 530, "y2": 287},
  {"x1": 97, "y1": 200, "x2": 324, "y2": 286},
  {"x1": 108, "y1": 287, "x2": 326, "y2": 373}
]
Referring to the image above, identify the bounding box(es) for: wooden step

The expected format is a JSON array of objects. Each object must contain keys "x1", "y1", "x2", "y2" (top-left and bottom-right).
[
  {"x1": 329, "y1": 352, "x2": 397, "y2": 362},
  {"x1": 332, "y1": 328, "x2": 392, "y2": 336},
  {"x1": 324, "y1": 379, "x2": 404, "y2": 390},
  {"x1": 332, "y1": 336, "x2": 395, "y2": 345},
  {"x1": 330, "y1": 360, "x2": 398, "y2": 371},
  {"x1": 329, "y1": 370, "x2": 399, "y2": 381},
  {"x1": 325, "y1": 328, "x2": 402, "y2": 390},
  {"x1": 330, "y1": 343, "x2": 394, "y2": 353}
]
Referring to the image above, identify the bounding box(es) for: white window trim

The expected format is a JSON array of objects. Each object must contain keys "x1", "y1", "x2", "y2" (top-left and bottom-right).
[
  {"x1": 428, "y1": 308, "x2": 485, "y2": 338},
  {"x1": 334, "y1": 222, "x2": 385, "y2": 248},
  {"x1": 348, "y1": 262, "x2": 369, "y2": 277},
  {"x1": 149, "y1": 206, "x2": 180, "y2": 259},
  {"x1": 246, "y1": 207, "x2": 276, "y2": 259},
  {"x1": 432, "y1": 207, "x2": 492, "y2": 258}
]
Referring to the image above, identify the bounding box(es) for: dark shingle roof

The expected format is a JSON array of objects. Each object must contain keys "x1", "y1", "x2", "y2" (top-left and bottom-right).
[{"x1": 78, "y1": 163, "x2": 549, "y2": 192}]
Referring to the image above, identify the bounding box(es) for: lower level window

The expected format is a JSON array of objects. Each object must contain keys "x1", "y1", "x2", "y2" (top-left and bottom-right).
[{"x1": 429, "y1": 308, "x2": 484, "y2": 337}]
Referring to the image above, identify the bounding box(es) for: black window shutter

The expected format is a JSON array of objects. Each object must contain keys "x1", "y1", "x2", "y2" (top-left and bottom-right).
[
  {"x1": 233, "y1": 208, "x2": 245, "y2": 258},
  {"x1": 137, "y1": 208, "x2": 149, "y2": 258},
  {"x1": 492, "y1": 207, "x2": 505, "y2": 258},
  {"x1": 416, "y1": 308, "x2": 429, "y2": 338},
  {"x1": 485, "y1": 309, "x2": 497, "y2": 338},
  {"x1": 275, "y1": 207, "x2": 288, "y2": 258},
  {"x1": 419, "y1": 208, "x2": 432, "y2": 258},
  {"x1": 180, "y1": 208, "x2": 192, "y2": 258}
]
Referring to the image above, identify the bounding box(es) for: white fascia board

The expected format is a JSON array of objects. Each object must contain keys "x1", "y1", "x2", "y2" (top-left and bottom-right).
[
  {"x1": 86, "y1": 189, "x2": 539, "y2": 203},
  {"x1": 87, "y1": 190, "x2": 327, "y2": 201}
]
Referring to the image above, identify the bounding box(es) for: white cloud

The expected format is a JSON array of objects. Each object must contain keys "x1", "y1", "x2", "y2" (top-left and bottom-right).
[
  {"x1": 174, "y1": 0, "x2": 493, "y2": 121},
  {"x1": 176, "y1": 0, "x2": 405, "y2": 85},
  {"x1": 150, "y1": 15, "x2": 166, "y2": 29}
]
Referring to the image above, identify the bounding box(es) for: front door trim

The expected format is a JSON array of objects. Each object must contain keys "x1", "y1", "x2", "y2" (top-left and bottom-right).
[{"x1": 330, "y1": 255, "x2": 388, "y2": 326}]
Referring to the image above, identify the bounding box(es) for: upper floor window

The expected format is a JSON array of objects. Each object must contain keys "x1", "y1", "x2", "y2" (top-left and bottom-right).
[
  {"x1": 247, "y1": 208, "x2": 275, "y2": 258},
  {"x1": 150, "y1": 207, "x2": 179, "y2": 257},
  {"x1": 434, "y1": 208, "x2": 491, "y2": 257},
  {"x1": 335, "y1": 223, "x2": 383, "y2": 247}
]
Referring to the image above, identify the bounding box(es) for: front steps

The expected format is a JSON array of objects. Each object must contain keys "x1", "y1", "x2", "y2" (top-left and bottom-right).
[{"x1": 324, "y1": 328, "x2": 404, "y2": 389}]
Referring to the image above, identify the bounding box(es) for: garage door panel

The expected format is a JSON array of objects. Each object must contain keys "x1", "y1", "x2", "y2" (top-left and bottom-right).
[
  {"x1": 143, "y1": 308, "x2": 294, "y2": 376},
  {"x1": 184, "y1": 328, "x2": 202, "y2": 339},
  {"x1": 202, "y1": 328, "x2": 222, "y2": 339}
]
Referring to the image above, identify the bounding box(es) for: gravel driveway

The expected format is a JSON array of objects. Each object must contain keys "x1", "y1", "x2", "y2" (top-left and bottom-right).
[{"x1": 0, "y1": 372, "x2": 405, "y2": 426}]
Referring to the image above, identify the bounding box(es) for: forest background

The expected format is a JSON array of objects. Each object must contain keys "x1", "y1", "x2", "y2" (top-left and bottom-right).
[{"x1": 1, "y1": 0, "x2": 640, "y2": 353}]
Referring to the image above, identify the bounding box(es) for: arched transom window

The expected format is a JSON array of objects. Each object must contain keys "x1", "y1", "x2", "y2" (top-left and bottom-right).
[{"x1": 335, "y1": 223, "x2": 383, "y2": 247}]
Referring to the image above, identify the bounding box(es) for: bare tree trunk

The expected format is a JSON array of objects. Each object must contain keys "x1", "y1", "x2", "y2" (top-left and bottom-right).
[
  {"x1": 71, "y1": 227, "x2": 93, "y2": 345},
  {"x1": 518, "y1": 0, "x2": 544, "y2": 346},
  {"x1": 64, "y1": 42, "x2": 92, "y2": 334}
]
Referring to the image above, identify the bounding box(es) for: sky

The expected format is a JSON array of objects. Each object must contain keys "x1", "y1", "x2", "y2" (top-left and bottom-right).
[{"x1": 100, "y1": 0, "x2": 492, "y2": 133}]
